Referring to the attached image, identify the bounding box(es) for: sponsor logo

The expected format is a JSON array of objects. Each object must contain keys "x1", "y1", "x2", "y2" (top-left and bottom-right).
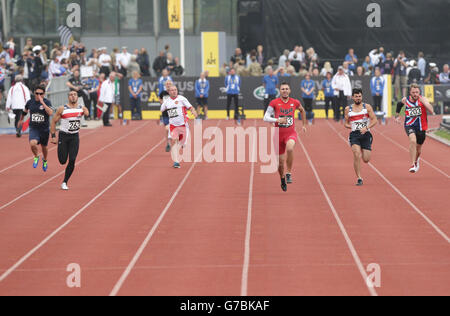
[{"x1": 253, "y1": 86, "x2": 280, "y2": 101}]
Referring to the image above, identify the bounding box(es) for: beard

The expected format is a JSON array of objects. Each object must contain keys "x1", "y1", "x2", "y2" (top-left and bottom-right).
[{"x1": 354, "y1": 100, "x2": 362, "y2": 105}]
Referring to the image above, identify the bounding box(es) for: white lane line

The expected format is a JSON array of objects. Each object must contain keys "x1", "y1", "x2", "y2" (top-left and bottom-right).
[
  {"x1": 241, "y1": 120, "x2": 257, "y2": 297},
  {"x1": 0, "y1": 129, "x2": 99, "y2": 175},
  {"x1": 374, "y1": 130, "x2": 449, "y2": 179},
  {"x1": 327, "y1": 121, "x2": 450, "y2": 244},
  {"x1": 0, "y1": 123, "x2": 149, "y2": 212},
  {"x1": 298, "y1": 137, "x2": 378, "y2": 296},
  {"x1": 109, "y1": 121, "x2": 222, "y2": 296},
  {"x1": 0, "y1": 138, "x2": 165, "y2": 283}
]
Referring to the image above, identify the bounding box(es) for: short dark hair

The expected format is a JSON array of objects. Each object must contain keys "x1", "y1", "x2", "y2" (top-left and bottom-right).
[
  {"x1": 280, "y1": 82, "x2": 290, "y2": 88},
  {"x1": 34, "y1": 84, "x2": 46, "y2": 93},
  {"x1": 352, "y1": 88, "x2": 363, "y2": 96}
]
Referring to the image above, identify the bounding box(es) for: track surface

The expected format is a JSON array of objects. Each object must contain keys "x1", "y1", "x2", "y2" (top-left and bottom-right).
[{"x1": 0, "y1": 117, "x2": 448, "y2": 296}]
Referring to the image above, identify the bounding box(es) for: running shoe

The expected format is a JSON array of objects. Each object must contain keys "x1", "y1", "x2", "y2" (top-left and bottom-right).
[
  {"x1": 61, "y1": 183, "x2": 69, "y2": 191},
  {"x1": 33, "y1": 156, "x2": 40, "y2": 169},
  {"x1": 415, "y1": 158, "x2": 421, "y2": 173},
  {"x1": 286, "y1": 173, "x2": 293, "y2": 184},
  {"x1": 281, "y1": 178, "x2": 288, "y2": 192},
  {"x1": 356, "y1": 178, "x2": 364, "y2": 186},
  {"x1": 409, "y1": 165, "x2": 417, "y2": 173},
  {"x1": 173, "y1": 162, "x2": 181, "y2": 169},
  {"x1": 43, "y1": 160, "x2": 48, "y2": 172},
  {"x1": 165, "y1": 144, "x2": 171, "y2": 152}
]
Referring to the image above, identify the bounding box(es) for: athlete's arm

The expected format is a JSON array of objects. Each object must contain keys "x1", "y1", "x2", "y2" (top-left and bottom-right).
[
  {"x1": 419, "y1": 96, "x2": 436, "y2": 115},
  {"x1": 344, "y1": 107, "x2": 352, "y2": 129},
  {"x1": 263, "y1": 106, "x2": 285, "y2": 124},
  {"x1": 395, "y1": 102, "x2": 404, "y2": 124},
  {"x1": 41, "y1": 97, "x2": 54, "y2": 116},
  {"x1": 189, "y1": 107, "x2": 198, "y2": 119},
  {"x1": 298, "y1": 104, "x2": 307, "y2": 133},
  {"x1": 82, "y1": 106, "x2": 90, "y2": 117},
  {"x1": 50, "y1": 106, "x2": 64, "y2": 144},
  {"x1": 363, "y1": 104, "x2": 378, "y2": 134}
]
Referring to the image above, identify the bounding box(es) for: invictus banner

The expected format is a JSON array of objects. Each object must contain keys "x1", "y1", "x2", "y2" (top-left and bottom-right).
[{"x1": 168, "y1": 0, "x2": 181, "y2": 29}]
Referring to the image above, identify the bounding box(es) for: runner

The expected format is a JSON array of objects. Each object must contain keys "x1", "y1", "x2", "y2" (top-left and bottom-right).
[
  {"x1": 344, "y1": 89, "x2": 378, "y2": 186},
  {"x1": 264, "y1": 82, "x2": 307, "y2": 192},
  {"x1": 161, "y1": 85, "x2": 198, "y2": 169},
  {"x1": 17, "y1": 84, "x2": 54, "y2": 172},
  {"x1": 160, "y1": 80, "x2": 174, "y2": 152},
  {"x1": 50, "y1": 91, "x2": 89, "y2": 190},
  {"x1": 395, "y1": 83, "x2": 435, "y2": 173}
]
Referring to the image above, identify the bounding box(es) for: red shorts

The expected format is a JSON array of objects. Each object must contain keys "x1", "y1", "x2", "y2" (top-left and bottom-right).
[
  {"x1": 170, "y1": 124, "x2": 188, "y2": 142},
  {"x1": 277, "y1": 131, "x2": 298, "y2": 155}
]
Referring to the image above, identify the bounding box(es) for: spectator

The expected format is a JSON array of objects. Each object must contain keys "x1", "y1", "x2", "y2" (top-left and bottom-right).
[
  {"x1": 225, "y1": 68, "x2": 241, "y2": 122},
  {"x1": 320, "y1": 61, "x2": 334, "y2": 76},
  {"x1": 23, "y1": 38, "x2": 33, "y2": 52},
  {"x1": 256, "y1": 45, "x2": 265, "y2": 67},
  {"x1": 345, "y1": 48, "x2": 358, "y2": 72},
  {"x1": 86, "y1": 73, "x2": 100, "y2": 120},
  {"x1": 195, "y1": 72, "x2": 210, "y2": 119},
  {"x1": 332, "y1": 66, "x2": 352, "y2": 122},
  {"x1": 40, "y1": 44, "x2": 49, "y2": 65},
  {"x1": 231, "y1": 48, "x2": 244, "y2": 65},
  {"x1": 407, "y1": 60, "x2": 422, "y2": 84},
  {"x1": 381, "y1": 53, "x2": 394, "y2": 75},
  {"x1": 356, "y1": 66, "x2": 364, "y2": 77},
  {"x1": 246, "y1": 49, "x2": 256, "y2": 67},
  {"x1": 298, "y1": 63, "x2": 308, "y2": 77},
  {"x1": 164, "y1": 44, "x2": 171, "y2": 57},
  {"x1": 278, "y1": 49, "x2": 290, "y2": 70},
  {"x1": 365, "y1": 66, "x2": 374, "y2": 77},
  {"x1": 370, "y1": 68, "x2": 385, "y2": 112},
  {"x1": 99, "y1": 72, "x2": 116, "y2": 127},
  {"x1": 99, "y1": 47, "x2": 112, "y2": 77},
  {"x1": 49, "y1": 55, "x2": 63, "y2": 79},
  {"x1": 6, "y1": 37, "x2": 16, "y2": 58},
  {"x1": 306, "y1": 47, "x2": 319, "y2": 70},
  {"x1": 362, "y1": 56, "x2": 371, "y2": 72},
  {"x1": 0, "y1": 58, "x2": 6, "y2": 103},
  {"x1": 264, "y1": 59, "x2": 275, "y2": 74},
  {"x1": 111, "y1": 47, "x2": 120, "y2": 72},
  {"x1": 276, "y1": 67, "x2": 290, "y2": 78},
  {"x1": 322, "y1": 72, "x2": 334, "y2": 119},
  {"x1": 153, "y1": 51, "x2": 167, "y2": 78},
  {"x1": 263, "y1": 66, "x2": 279, "y2": 113},
  {"x1": 439, "y1": 64, "x2": 449, "y2": 84},
  {"x1": 235, "y1": 59, "x2": 248, "y2": 77},
  {"x1": 87, "y1": 50, "x2": 101, "y2": 75},
  {"x1": 418, "y1": 52, "x2": 427, "y2": 78},
  {"x1": 172, "y1": 57, "x2": 184, "y2": 76},
  {"x1": 117, "y1": 47, "x2": 132, "y2": 77},
  {"x1": 312, "y1": 68, "x2": 320, "y2": 77},
  {"x1": 137, "y1": 48, "x2": 150, "y2": 77},
  {"x1": 248, "y1": 56, "x2": 263, "y2": 76},
  {"x1": 289, "y1": 46, "x2": 305, "y2": 64},
  {"x1": 369, "y1": 48, "x2": 384, "y2": 68},
  {"x1": 127, "y1": 56, "x2": 141, "y2": 78},
  {"x1": 342, "y1": 61, "x2": 354, "y2": 76},
  {"x1": 66, "y1": 69, "x2": 90, "y2": 118},
  {"x1": 219, "y1": 63, "x2": 228, "y2": 77},
  {"x1": 128, "y1": 71, "x2": 143, "y2": 120},
  {"x1": 158, "y1": 69, "x2": 173, "y2": 94},
  {"x1": 394, "y1": 51, "x2": 408, "y2": 101},
  {"x1": 301, "y1": 73, "x2": 316, "y2": 124},
  {"x1": 286, "y1": 65, "x2": 296, "y2": 76},
  {"x1": 5, "y1": 75, "x2": 31, "y2": 137},
  {"x1": 50, "y1": 43, "x2": 60, "y2": 60}
]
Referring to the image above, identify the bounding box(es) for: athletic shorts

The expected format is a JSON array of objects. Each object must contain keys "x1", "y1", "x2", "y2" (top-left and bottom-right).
[
  {"x1": 162, "y1": 116, "x2": 170, "y2": 126},
  {"x1": 278, "y1": 131, "x2": 298, "y2": 155},
  {"x1": 29, "y1": 127, "x2": 50, "y2": 146},
  {"x1": 349, "y1": 131, "x2": 373, "y2": 151},
  {"x1": 405, "y1": 126, "x2": 427, "y2": 145},
  {"x1": 196, "y1": 98, "x2": 208, "y2": 107},
  {"x1": 0, "y1": 83, "x2": 4, "y2": 93},
  {"x1": 170, "y1": 124, "x2": 189, "y2": 144}
]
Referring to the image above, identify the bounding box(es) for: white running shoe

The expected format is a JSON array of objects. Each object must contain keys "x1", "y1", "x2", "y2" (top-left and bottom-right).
[
  {"x1": 61, "y1": 183, "x2": 69, "y2": 191},
  {"x1": 415, "y1": 158, "x2": 421, "y2": 173},
  {"x1": 409, "y1": 165, "x2": 417, "y2": 173}
]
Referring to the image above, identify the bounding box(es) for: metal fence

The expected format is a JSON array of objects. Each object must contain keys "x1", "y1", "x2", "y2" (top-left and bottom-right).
[{"x1": 46, "y1": 76, "x2": 70, "y2": 108}]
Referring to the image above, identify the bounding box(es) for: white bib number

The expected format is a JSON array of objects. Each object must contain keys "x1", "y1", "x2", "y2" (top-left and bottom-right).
[
  {"x1": 68, "y1": 120, "x2": 81, "y2": 132},
  {"x1": 31, "y1": 113, "x2": 45, "y2": 123},
  {"x1": 168, "y1": 108, "x2": 179, "y2": 119},
  {"x1": 407, "y1": 107, "x2": 422, "y2": 118},
  {"x1": 354, "y1": 121, "x2": 368, "y2": 131},
  {"x1": 279, "y1": 116, "x2": 294, "y2": 128}
]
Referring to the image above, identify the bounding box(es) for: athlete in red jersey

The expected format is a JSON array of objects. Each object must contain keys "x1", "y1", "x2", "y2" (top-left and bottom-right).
[
  {"x1": 395, "y1": 84, "x2": 435, "y2": 173},
  {"x1": 264, "y1": 82, "x2": 307, "y2": 192}
]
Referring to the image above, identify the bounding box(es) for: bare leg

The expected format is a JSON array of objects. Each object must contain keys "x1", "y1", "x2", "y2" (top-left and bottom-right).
[
  {"x1": 362, "y1": 149, "x2": 372, "y2": 164},
  {"x1": 352, "y1": 145, "x2": 363, "y2": 179},
  {"x1": 171, "y1": 139, "x2": 179, "y2": 163},
  {"x1": 30, "y1": 140, "x2": 39, "y2": 157},
  {"x1": 42, "y1": 146, "x2": 48, "y2": 161},
  {"x1": 408, "y1": 134, "x2": 418, "y2": 165},
  {"x1": 278, "y1": 154, "x2": 286, "y2": 180},
  {"x1": 416, "y1": 144, "x2": 422, "y2": 162},
  {"x1": 286, "y1": 140, "x2": 296, "y2": 174}
]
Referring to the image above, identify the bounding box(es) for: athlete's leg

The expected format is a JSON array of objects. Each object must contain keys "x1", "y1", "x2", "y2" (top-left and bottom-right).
[
  {"x1": 278, "y1": 154, "x2": 286, "y2": 180},
  {"x1": 30, "y1": 140, "x2": 39, "y2": 157},
  {"x1": 408, "y1": 133, "x2": 418, "y2": 165},
  {"x1": 362, "y1": 150, "x2": 372, "y2": 164},
  {"x1": 58, "y1": 134, "x2": 70, "y2": 165},
  {"x1": 171, "y1": 139, "x2": 180, "y2": 163},
  {"x1": 42, "y1": 146, "x2": 48, "y2": 161},
  {"x1": 416, "y1": 144, "x2": 422, "y2": 162},
  {"x1": 64, "y1": 136, "x2": 80, "y2": 184},
  {"x1": 352, "y1": 145, "x2": 363, "y2": 179},
  {"x1": 285, "y1": 139, "x2": 296, "y2": 174}
]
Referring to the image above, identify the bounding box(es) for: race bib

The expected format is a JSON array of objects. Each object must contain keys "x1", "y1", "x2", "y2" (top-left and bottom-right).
[
  {"x1": 168, "y1": 108, "x2": 179, "y2": 119},
  {"x1": 406, "y1": 107, "x2": 422, "y2": 118},
  {"x1": 279, "y1": 116, "x2": 294, "y2": 128},
  {"x1": 68, "y1": 120, "x2": 81, "y2": 132},
  {"x1": 354, "y1": 121, "x2": 368, "y2": 131},
  {"x1": 231, "y1": 84, "x2": 236, "y2": 90},
  {"x1": 31, "y1": 113, "x2": 45, "y2": 123}
]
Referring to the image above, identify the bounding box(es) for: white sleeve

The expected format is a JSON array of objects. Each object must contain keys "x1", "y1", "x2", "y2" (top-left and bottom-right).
[
  {"x1": 160, "y1": 100, "x2": 167, "y2": 112},
  {"x1": 25, "y1": 86, "x2": 31, "y2": 102},
  {"x1": 264, "y1": 106, "x2": 278, "y2": 124},
  {"x1": 182, "y1": 96, "x2": 193, "y2": 109},
  {"x1": 5, "y1": 88, "x2": 12, "y2": 109}
]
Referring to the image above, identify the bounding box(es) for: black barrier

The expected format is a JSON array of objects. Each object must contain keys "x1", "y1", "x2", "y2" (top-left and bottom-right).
[
  {"x1": 120, "y1": 76, "x2": 373, "y2": 112},
  {"x1": 434, "y1": 85, "x2": 450, "y2": 103}
]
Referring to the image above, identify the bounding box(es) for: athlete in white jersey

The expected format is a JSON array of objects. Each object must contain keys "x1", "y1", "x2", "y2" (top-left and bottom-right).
[
  {"x1": 344, "y1": 89, "x2": 378, "y2": 186},
  {"x1": 51, "y1": 91, "x2": 89, "y2": 190},
  {"x1": 161, "y1": 85, "x2": 198, "y2": 169}
]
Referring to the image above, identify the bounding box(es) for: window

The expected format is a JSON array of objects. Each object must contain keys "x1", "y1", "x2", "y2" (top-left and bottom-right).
[
  {"x1": 83, "y1": 0, "x2": 119, "y2": 34},
  {"x1": 119, "y1": 0, "x2": 154, "y2": 34},
  {"x1": 8, "y1": 0, "x2": 44, "y2": 35}
]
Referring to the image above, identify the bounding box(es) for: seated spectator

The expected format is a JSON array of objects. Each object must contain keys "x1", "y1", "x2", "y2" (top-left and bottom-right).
[
  {"x1": 248, "y1": 56, "x2": 263, "y2": 76},
  {"x1": 298, "y1": 64, "x2": 308, "y2": 77},
  {"x1": 278, "y1": 50, "x2": 290, "y2": 70},
  {"x1": 356, "y1": 66, "x2": 364, "y2": 77},
  {"x1": 439, "y1": 64, "x2": 449, "y2": 84},
  {"x1": 285, "y1": 61, "x2": 296, "y2": 76},
  {"x1": 320, "y1": 61, "x2": 334, "y2": 76},
  {"x1": 235, "y1": 59, "x2": 248, "y2": 77},
  {"x1": 265, "y1": 59, "x2": 275, "y2": 74},
  {"x1": 220, "y1": 63, "x2": 228, "y2": 77},
  {"x1": 276, "y1": 67, "x2": 290, "y2": 78},
  {"x1": 137, "y1": 48, "x2": 150, "y2": 77},
  {"x1": 312, "y1": 68, "x2": 320, "y2": 77},
  {"x1": 381, "y1": 53, "x2": 394, "y2": 75},
  {"x1": 362, "y1": 56, "x2": 371, "y2": 72},
  {"x1": 231, "y1": 48, "x2": 244, "y2": 65},
  {"x1": 425, "y1": 64, "x2": 440, "y2": 84},
  {"x1": 407, "y1": 60, "x2": 422, "y2": 84},
  {"x1": 342, "y1": 61, "x2": 354, "y2": 76},
  {"x1": 172, "y1": 57, "x2": 184, "y2": 76},
  {"x1": 256, "y1": 45, "x2": 265, "y2": 67},
  {"x1": 345, "y1": 48, "x2": 358, "y2": 72},
  {"x1": 127, "y1": 56, "x2": 141, "y2": 78}
]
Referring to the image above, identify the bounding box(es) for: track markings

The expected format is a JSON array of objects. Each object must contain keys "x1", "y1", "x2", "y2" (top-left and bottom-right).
[
  {"x1": 327, "y1": 121, "x2": 450, "y2": 244},
  {"x1": 0, "y1": 123, "x2": 149, "y2": 212},
  {"x1": 110, "y1": 121, "x2": 222, "y2": 296},
  {"x1": 0, "y1": 138, "x2": 165, "y2": 283}
]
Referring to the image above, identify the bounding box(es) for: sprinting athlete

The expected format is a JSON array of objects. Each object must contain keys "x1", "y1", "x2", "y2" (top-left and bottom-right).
[
  {"x1": 395, "y1": 83, "x2": 435, "y2": 173},
  {"x1": 264, "y1": 82, "x2": 307, "y2": 192},
  {"x1": 50, "y1": 91, "x2": 89, "y2": 190},
  {"x1": 18, "y1": 84, "x2": 54, "y2": 172},
  {"x1": 344, "y1": 89, "x2": 378, "y2": 186},
  {"x1": 161, "y1": 85, "x2": 198, "y2": 169},
  {"x1": 160, "y1": 80, "x2": 174, "y2": 153}
]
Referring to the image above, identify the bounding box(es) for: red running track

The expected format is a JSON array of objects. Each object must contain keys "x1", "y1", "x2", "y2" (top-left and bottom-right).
[{"x1": 0, "y1": 118, "x2": 448, "y2": 296}]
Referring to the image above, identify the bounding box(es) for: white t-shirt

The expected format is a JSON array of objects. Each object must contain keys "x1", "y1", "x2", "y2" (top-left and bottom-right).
[
  {"x1": 116, "y1": 52, "x2": 132, "y2": 69},
  {"x1": 161, "y1": 95, "x2": 193, "y2": 127},
  {"x1": 99, "y1": 54, "x2": 112, "y2": 67}
]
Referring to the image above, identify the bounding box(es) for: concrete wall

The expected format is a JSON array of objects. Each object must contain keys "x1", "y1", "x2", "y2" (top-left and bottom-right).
[{"x1": 80, "y1": 35, "x2": 238, "y2": 77}]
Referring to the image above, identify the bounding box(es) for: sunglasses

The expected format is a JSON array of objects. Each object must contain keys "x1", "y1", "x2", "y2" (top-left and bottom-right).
[{"x1": 35, "y1": 92, "x2": 44, "y2": 95}]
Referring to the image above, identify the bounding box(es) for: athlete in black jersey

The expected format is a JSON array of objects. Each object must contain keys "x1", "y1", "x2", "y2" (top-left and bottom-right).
[{"x1": 160, "y1": 80, "x2": 173, "y2": 152}]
